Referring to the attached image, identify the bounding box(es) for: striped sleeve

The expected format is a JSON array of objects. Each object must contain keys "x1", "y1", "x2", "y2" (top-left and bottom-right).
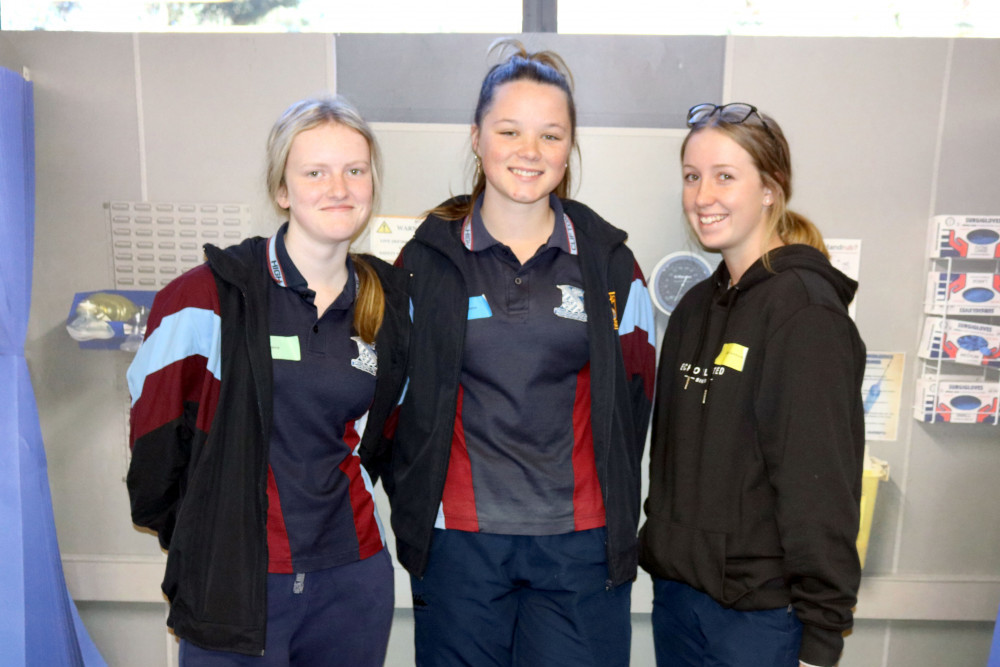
[
  {"x1": 125, "y1": 264, "x2": 222, "y2": 547},
  {"x1": 617, "y1": 259, "x2": 657, "y2": 442}
]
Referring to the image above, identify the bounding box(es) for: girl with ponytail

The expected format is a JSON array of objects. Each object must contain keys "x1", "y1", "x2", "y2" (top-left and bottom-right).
[
  {"x1": 639, "y1": 103, "x2": 867, "y2": 667},
  {"x1": 127, "y1": 96, "x2": 409, "y2": 665},
  {"x1": 386, "y1": 40, "x2": 656, "y2": 666}
]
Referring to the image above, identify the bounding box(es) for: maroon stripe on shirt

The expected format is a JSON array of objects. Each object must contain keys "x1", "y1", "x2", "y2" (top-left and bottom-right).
[
  {"x1": 571, "y1": 362, "x2": 606, "y2": 530},
  {"x1": 441, "y1": 385, "x2": 479, "y2": 531},
  {"x1": 266, "y1": 465, "x2": 294, "y2": 573},
  {"x1": 340, "y1": 419, "x2": 384, "y2": 559}
]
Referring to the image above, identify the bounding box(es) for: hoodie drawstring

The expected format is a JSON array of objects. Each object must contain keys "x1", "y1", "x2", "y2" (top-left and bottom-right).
[
  {"x1": 685, "y1": 276, "x2": 739, "y2": 406},
  {"x1": 703, "y1": 287, "x2": 739, "y2": 404}
]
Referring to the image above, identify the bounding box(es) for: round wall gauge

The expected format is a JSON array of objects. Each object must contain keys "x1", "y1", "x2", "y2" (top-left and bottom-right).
[{"x1": 650, "y1": 251, "x2": 714, "y2": 315}]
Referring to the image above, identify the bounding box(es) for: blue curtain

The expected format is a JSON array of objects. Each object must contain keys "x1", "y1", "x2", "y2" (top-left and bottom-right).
[
  {"x1": 0, "y1": 67, "x2": 105, "y2": 666},
  {"x1": 990, "y1": 600, "x2": 1000, "y2": 666}
]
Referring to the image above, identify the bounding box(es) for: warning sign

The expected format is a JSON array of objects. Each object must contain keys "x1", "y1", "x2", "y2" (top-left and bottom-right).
[{"x1": 364, "y1": 216, "x2": 423, "y2": 262}]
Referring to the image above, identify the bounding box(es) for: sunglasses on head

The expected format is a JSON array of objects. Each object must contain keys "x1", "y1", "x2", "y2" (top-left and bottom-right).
[{"x1": 686, "y1": 103, "x2": 777, "y2": 142}]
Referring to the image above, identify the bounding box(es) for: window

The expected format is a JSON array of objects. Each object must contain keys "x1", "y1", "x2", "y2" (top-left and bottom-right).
[
  {"x1": 0, "y1": 0, "x2": 522, "y2": 32},
  {"x1": 558, "y1": 0, "x2": 999, "y2": 38},
  {"x1": 4, "y1": 0, "x2": 996, "y2": 38}
]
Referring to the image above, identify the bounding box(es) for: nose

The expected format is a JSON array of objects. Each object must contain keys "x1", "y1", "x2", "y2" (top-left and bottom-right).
[
  {"x1": 517, "y1": 134, "x2": 541, "y2": 160},
  {"x1": 325, "y1": 173, "x2": 347, "y2": 198},
  {"x1": 694, "y1": 180, "x2": 715, "y2": 208}
]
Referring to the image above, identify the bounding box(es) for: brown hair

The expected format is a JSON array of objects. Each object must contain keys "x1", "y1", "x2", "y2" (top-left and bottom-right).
[
  {"x1": 266, "y1": 96, "x2": 385, "y2": 343},
  {"x1": 429, "y1": 38, "x2": 579, "y2": 221},
  {"x1": 682, "y1": 109, "x2": 828, "y2": 268}
]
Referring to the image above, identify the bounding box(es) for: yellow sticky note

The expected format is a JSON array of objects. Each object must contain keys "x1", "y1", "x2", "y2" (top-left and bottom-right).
[
  {"x1": 270, "y1": 335, "x2": 301, "y2": 361},
  {"x1": 714, "y1": 343, "x2": 748, "y2": 372}
]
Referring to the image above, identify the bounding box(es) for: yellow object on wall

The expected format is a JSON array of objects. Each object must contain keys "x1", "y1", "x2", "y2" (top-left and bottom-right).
[{"x1": 857, "y1": 456, "x2": 890, "y2": 568}]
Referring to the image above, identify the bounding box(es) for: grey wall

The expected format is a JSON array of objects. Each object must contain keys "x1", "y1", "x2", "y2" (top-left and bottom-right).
[
  {"x1": 1, "y1": 31, "x2": 997, "y2": 666},
  {"x1": 336, "y1": 34, "x2": 725, "y2": 127},
  {"x1": 727, "y1": 37, "x2": 1000, "y2": 580},
  {"x1": 0, "y1": 39, "x2": 17, "y2": 69}
]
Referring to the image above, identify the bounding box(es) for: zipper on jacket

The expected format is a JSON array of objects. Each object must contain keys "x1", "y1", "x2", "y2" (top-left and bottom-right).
[
  {"x1": 596, "y1": 251, "x2": 617, "y2": 582},
  {"x1": 410, "y1": 236, "x2": 469, "y2": 580},
  {"x1": 206, "y1": 242, "x2": 271, "y2": 653},
  {"x1": 241, "y1": 284, "x2": 270, "y2": 653}
]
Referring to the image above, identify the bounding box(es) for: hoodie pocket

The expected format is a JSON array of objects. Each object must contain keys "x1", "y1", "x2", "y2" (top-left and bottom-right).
[{"x1": 639, "y1": 511, "x2": 727, "y2": 601}]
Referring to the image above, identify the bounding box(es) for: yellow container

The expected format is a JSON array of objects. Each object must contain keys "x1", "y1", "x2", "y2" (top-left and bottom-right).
[{"x1": 856, "y1": 456, "x2": 890, "y2": 568}]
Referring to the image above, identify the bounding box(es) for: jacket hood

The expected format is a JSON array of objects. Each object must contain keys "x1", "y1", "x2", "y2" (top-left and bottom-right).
[
  {"x1": 688, "y1": 243, "x2": 857, "y2": 406},
  {"x1": 411, "y1": 199, "x2": 467, "y2": 264},
  {"x1": 204, "y1": 236, "x2": 266, "y2": 288},
  {"x1": 713, "y1": 243, "x2": 858, "y2": 308}
]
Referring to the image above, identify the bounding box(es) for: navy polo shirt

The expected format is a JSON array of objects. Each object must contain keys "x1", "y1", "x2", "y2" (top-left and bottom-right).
[
  {"x1": 437, "y1": 194, "x2": 606, "y2": 536},
  {"x1": 265, "y1": 225, "x2": 384, "y2": 573}
]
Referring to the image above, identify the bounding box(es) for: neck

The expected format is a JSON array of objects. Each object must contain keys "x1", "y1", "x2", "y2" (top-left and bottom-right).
[
  {"x1": 724, "y1": 235, "x2": 784, "y2": 286},
  {"x1": 479, "y1": 193, "x2": 555, "y2": 262},
  {"x1": 282, "y1": 226, "x2": 351, "y2": 296}
]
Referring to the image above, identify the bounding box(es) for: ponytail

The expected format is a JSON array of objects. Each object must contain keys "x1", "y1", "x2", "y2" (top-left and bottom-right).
[
  {"x1": 779, "y1": 210, "x2": 828, "y2": 257},
  {"x1": 762, "y1": 208, "x2": 828, "y2": 271},
  {"x1": 351, "y1": 254, "x2": 385, "y2": 345}
]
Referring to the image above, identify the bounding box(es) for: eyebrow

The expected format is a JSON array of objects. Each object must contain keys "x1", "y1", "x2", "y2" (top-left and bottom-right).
[
  {"x1": 683, "y1": 162, "x2": 739, "y2": 169},
  {"x1": 491, "y1": 118, "x2": 568, "y2": 129},
  {"x1": 297, "y1": 159, "x2": 371, "y2": 168}
]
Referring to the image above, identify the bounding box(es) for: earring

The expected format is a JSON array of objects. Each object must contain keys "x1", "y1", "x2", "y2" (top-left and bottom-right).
[{"x1": 474, "y1": 154, "x2": 483, "y2": 178}]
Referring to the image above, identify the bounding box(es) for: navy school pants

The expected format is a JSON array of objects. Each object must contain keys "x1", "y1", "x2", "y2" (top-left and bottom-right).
[
  {"x1": 651, "y1": 577, "x2": 802, "y2": 667},
  {"x1": 179, "y1": 548, "x2": 393, "y2": 666},
  {"x1": 411, "y1": 528, "x2": 632, "y2": 667}
]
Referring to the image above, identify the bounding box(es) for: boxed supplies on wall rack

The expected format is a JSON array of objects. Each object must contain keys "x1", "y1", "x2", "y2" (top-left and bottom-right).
[{"x1": 915, "y1": 215, "x2": 1000, "y2": 424}]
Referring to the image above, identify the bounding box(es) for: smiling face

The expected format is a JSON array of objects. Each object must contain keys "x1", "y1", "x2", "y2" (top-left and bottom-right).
[
  {"x1": 682, "y1": 128, "x2": 778, "y2": 279},
  {"x1": 276, "y1": 122, "x2": 373, "y2": 248},
  {"x1": 471, "y1": 79, "x2": 573, "y2": 211}
]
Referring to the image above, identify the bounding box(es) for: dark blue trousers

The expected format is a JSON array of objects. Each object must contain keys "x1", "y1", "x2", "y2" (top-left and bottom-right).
[
  {"x1": 411, "y1": 528, "x2": 631, "y2": 667},
  {"x1": 651, "y1": 578, "x2": 802, "y2": 667},
  {"x1": 179, "y1": 549, "x2": 394, "y2": 666}
]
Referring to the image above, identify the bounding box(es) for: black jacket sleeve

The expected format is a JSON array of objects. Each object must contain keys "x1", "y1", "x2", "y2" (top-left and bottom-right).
[{"x1": 755, "y1": 303, "x2": 866, "y2": 666}]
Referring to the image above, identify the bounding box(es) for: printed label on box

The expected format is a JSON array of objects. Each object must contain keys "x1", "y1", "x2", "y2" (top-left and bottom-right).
[
  {"x1": 913, "y1": 375, "x2": 999, "y2": 424},
  {"x1": 918, "y1": 317, "x2": 1000, "y2": 368},
  {"x1": 925, "y1": 272, "x2": 1000, "y2": 315},
  {"x1": 927, "y1": 215, "x2": 1000, "y2": 259}
]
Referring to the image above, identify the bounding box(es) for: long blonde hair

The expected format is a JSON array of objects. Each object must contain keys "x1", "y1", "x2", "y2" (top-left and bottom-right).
[{"x1": 266, "y1": 96, "x2": 385, "y2": 343}]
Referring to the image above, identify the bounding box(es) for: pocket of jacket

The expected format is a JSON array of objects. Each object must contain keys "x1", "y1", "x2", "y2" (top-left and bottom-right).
[{"x1": 639, "y1": 511, "x2": 727, "y2": 601}]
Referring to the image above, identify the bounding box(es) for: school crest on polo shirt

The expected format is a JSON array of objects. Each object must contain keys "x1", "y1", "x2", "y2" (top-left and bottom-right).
[
  {"x1": 554, "y1": 285, "x2": 587, "y2": 322},
  {"x1": 350, "y1": 336, "x2": 378, "y2": 376}
]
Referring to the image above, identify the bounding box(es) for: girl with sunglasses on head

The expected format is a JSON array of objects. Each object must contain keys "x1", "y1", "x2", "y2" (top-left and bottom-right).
[
  {"x1": 638, "y1": 103, "x2": 866, "y2": 667},
  {"x1": 126, "y1": 96, "x2": 409, "y2": 665},
  {"x1": 375, "y1": 40, "x2": 656, "y2": 666}
]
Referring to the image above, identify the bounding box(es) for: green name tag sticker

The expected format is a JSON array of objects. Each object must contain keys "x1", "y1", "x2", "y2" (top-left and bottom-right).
[{"x1": 270, "y1": 335, "x2": 301, "y2": 361}]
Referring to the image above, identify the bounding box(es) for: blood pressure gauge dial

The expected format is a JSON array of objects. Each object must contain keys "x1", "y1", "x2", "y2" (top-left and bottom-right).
[{"x1": 650, "y1": 251, "x2": 714, "y2": 315}]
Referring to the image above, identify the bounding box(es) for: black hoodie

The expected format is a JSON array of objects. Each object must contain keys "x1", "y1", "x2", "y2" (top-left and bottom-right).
[{"x1": 639, "y1": 244, "x2": 866, "y2": 667}]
